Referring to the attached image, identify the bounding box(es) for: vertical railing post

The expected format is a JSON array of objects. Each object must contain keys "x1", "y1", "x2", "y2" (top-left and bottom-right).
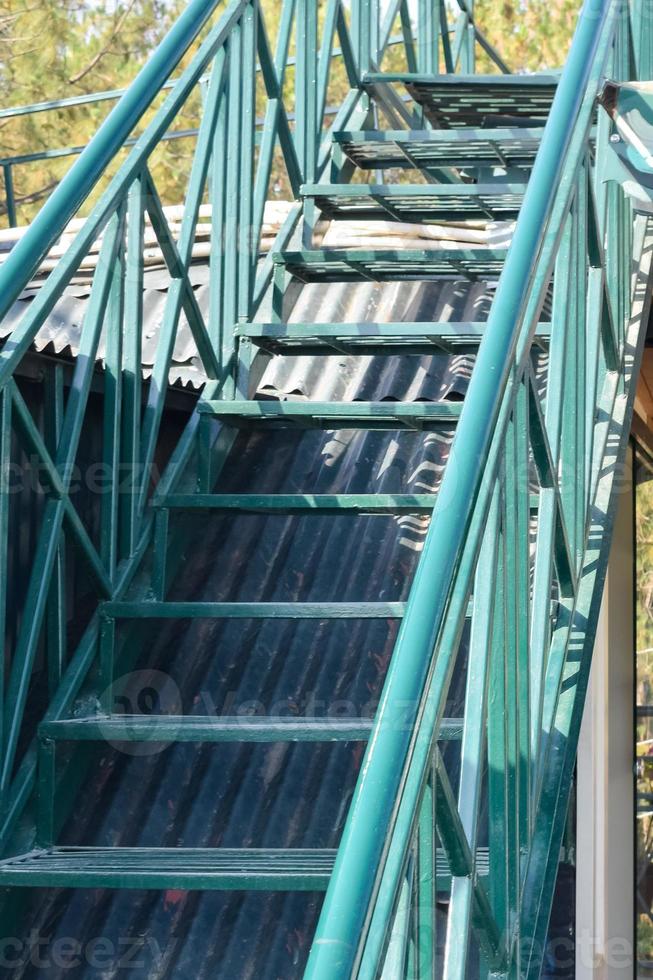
[
  {"x1": 238, "y1": 0, "x2": 256, "y2": 326},
  {"x1": 3, "y1": 165, "x2": 16, "y2": 229},
  {"x1": 418, "y1": 0, "x2": 439, "y2": 74},
  {"x1": 370, "y1": 0, "x2": 380, "y2": 67},
  {"x1": 0, "y1": 387, "x2": 11, "y2": 770},
  {"x1": 460, "y1": 0, "x2": 475, "y2": 73},
  {"x1": 44, "y1": 364, "x2": 66, "y2": 696},
  {"x1": 101, "y1": 213, "x2": 125, "y2": 582},
  {"x1": 632, "y1": 0, "x2": 653, "y2": 81},
  {"x1": 295, "y1": 0, "x2": 318, "y2": 245},
  {"x1": 120, "y1": 175, "x2": 144, "y2": 558},
  {"x1": 209, "y1": 54, "x2": 228, "y2": 370},
  {"x1": 235, "y1": 0, "x2": 257, "y2": 395},
  {"x1": 416, "y1": 778, "x2": 435, "y2": 979},
  {"x1": 352, "y1": 0, "x2": 373, "y2": 77},
  {"x1": 295, "y1": 0, "x2": 318, "y2": 180}
]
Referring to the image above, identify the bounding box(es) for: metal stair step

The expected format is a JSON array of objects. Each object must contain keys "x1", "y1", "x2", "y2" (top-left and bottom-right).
[
  {"x1": 275, "y1": 248, "x2": 507, "y2": 282},
  {"x1": 197, "y1": 399, "x2": 462, "y2": 429},
  {"x1": 41, "y1": 715, "x2": 373, "y2": 742},
  {"x1": 364, "y1": 72, "x2": 558, "y2": 127},
  {"x1": 39, "y1": 715, "x2": 465, "y2": 742},
  {"x1": 156, "y1": 491, "x2": 541, "y2": 515},
  {"x1": 300, "y1": 182, "x2": 526, "y2": 221},
  {"x1": 0, "y1": 847, "x2": 337, "y2": 891},
  {"x1": 0, "y1": 844, "x2": 488, "y2": 890},
  {"x1": 235, "y1": 320, "x2": 551, "y2": 355},
  {"x1": 333, "y1": 127, "x2": 544, "y2": 171},
  {"x1": 158, "y1": 493, "x2": 438, "y2": 514},
  {"x1": 103, "y1": 601, "x2": 407, "y2": 619}
]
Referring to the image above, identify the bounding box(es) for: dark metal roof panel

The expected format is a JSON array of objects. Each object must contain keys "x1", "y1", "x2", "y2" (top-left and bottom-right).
[{"x1": 4, "y1": 223, "x2": 549, "y2": 977}]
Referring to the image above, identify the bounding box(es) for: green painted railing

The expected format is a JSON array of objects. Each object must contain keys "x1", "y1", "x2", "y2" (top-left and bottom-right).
[
  {"x1": 303, "y1": 2, "x2": 653, "y2": 978},
  {"x1": 0, "y1": 34, "x2": 411, "y2": 228},
  {"x1": 0, "y1": 0, "x2": 501, "y2": 864},
  {"x1": 0, "y1": 0, "x2": 650, "y2": 975}
]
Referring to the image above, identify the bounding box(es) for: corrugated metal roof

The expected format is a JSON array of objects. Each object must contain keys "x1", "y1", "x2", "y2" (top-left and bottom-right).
[
  {"x1": 3, "y1": 210, "x2": 545, "y2": 978},
  {"x1": 9, "y1": 374, "x2": 469, "y2": 979},
  {"x1": 1, "y1": 285, "x2": 507, "y2": 980},
  {"x1": 260, "y1": 278, "x2": 491, "y2": 402},
  {"x1": 0, "y1": 204, "x2": 512, "y2": 390}
]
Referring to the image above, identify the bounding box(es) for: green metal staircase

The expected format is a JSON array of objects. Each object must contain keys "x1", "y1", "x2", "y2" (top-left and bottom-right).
[{"x1": 0, "y1": 0, "x2": 651, "y2": 976}]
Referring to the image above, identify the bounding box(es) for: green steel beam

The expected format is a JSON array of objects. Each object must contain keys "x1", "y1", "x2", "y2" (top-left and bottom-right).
[{"x1": 102, "y1": 601, "x2": 407, "y2": 619}]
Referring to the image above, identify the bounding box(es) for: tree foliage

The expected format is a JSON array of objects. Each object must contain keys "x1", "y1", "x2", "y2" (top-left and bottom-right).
[
  {"x1": 475, "y1": 0, "x2": 579, "y2": 72},
  {"x1": 0, "y1": 0, "x2": 579, "y2": 225},
  {"x1": 0, "y1": 0, "x2": 185, "y2": 221}
]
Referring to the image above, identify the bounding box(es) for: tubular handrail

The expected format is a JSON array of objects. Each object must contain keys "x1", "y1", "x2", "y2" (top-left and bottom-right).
[
  {"x1": 0, "y1": 0, "x2": 224, "y2": 324},
  {"x1": 304, "y1": 0, "x2": 615, "y2": 976}
]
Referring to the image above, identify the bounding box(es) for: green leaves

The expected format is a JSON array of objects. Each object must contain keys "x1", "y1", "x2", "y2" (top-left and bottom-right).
[
  {"x1": 475, "y1": 0, "x2": 578, "y2": 72},
  {"x1": 0, "y1": 0, "x2": 185, "y2": 224}
]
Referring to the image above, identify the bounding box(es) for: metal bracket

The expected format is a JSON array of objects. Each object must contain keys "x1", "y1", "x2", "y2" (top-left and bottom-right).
[{"x1": 599, "y1": 79, "x2": 653, "y2": 206}]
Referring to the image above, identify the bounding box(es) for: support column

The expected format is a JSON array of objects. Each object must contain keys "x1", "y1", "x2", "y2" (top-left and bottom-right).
[{"x1": 576, "y1": 444, "x2": 634, "y2": 978}]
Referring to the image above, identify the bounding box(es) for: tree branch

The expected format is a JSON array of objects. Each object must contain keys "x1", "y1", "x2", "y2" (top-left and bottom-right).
[
  {"x1": 67, "y1": 0, "x2": 137, "y2": 85},
  {"x1": 0, "y1": 178, "x2": 59, "y2": 217}
]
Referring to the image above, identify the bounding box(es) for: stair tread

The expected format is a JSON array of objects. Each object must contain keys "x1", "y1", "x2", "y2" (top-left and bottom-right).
[
  {"x1": 0, "y1": 844, "x2": 489, "y2": 890},
  {"x1": 364, "y1": 72, "x2": 558, "y2": 127},
  {"x1": 159, "y1": 493, "x2": 438, "y2": 513},
  {"x1": 235, "y1": 321, "x2": 551, "y2": 354},
  {"x1": 236, "y1": 321, "x2": 550, "y2": 352},
  {"x1": 198, "y1": 399, "x2": 462, "y2": 429},
  {"x1": 275, "y1": 248, "x2": 507, "y2": 282},
  {"x1": 40, "y1": 714, "x2": 465, "y2": 741},
  {"x1": 301, "y1": 182, "x2": 526, "y2": 221},
  {"x1": 157, "y1": 492, "x2": 541, "y2": 514},
  {"x1": 199, "y1": 399, "x2": 462, "y2": 414},
  {"x1": 41, "y1": 715, "x2": 375, "y2": 742},
  {"x1": 333, "y1": 127, "x2": 544, "y2": 170},
  {"x1": 0, "y1": 847, "x2": 336, "y2": 890},
  {"x1": 103, "y1": 601, "x2": 407, "y2": 618},
  {"x1": 238, "y1": 320, "x2": 500, "y2": 336}
]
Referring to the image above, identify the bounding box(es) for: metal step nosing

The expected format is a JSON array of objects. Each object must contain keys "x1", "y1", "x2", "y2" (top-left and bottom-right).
[
  {"x1": 158, "y1": 493, "x2": 438, "y2": 514},
  {"x1": 40, "y1": 715, "x2": 465, "y2": 743},
  {"x1": 101, "y1": 601, "x2": 407, "y2": 619},
  {"x1": 40, "y1": 715, "x2": 376, "y2": 742},
  {"x1": 235, "y1": 322, "x2": 552, "y2": 343}
]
